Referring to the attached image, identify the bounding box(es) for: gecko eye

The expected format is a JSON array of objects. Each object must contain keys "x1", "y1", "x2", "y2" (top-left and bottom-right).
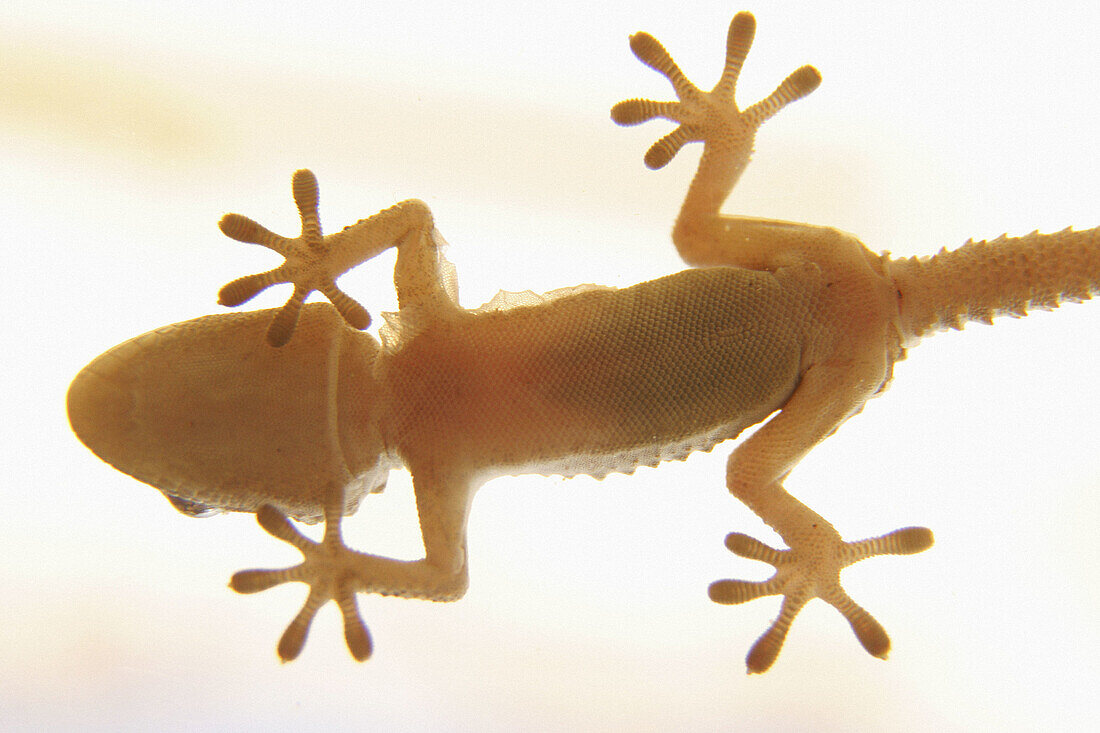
[{"x1": 163, "y1": 493, "x2": 223, "y2": 518}]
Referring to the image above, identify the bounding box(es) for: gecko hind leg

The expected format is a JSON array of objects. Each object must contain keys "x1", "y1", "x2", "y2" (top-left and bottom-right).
[
  {"x1": 612, "y1": 12, "x2": 822, "y2": 269},
  {"x1": 709, "y1": 525, "x2": 934, "y2": 673},
  {"x1": 610, "y1": 11, "x2": 820, "y2": 172}
]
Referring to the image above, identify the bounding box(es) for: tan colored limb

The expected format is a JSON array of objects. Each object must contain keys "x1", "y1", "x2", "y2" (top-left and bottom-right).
[
  {"x1": 612, "y1": 12, "x2": 821, "y2": 268},
  {"x1": 218, "y1": 169, "x2": 453, "y2": 346},
  {"x1": 230, "y1": 468, "x2": 473, "y2": 662},
  {"x1": 711, "y1": 525, "x2": 932, "y2": 673},
  {"x1": 711, "y1": 365, "x2": 933, "y2": 673},
  {"x1": 230, "y1": 501, "x2": 375, "y2": 661}
]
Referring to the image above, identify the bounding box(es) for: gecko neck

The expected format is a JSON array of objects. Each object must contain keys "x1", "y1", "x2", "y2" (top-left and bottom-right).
[{"x1": 887, "y1": 227, "x2": 1100, "y2": 344}]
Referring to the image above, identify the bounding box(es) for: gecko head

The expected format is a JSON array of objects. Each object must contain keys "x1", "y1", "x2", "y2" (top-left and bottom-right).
[{"x1": 67, "y1": 303, "x2": 386, "y2": 523}]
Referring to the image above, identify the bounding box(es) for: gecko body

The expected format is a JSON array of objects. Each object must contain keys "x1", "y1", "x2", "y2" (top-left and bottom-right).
[
  {"x1": 67, "y1": 12, "x2": 1097, "y2": 672},
  {"x1": 382, "y1": 265, "x2": 812, "y2": 480}
]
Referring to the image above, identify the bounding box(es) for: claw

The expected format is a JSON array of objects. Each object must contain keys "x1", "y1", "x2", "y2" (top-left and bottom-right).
[
  {"x1": 277, "y1": 587, "x2": 325, "y2": 662},
  {"x1": 255, "y1": 503, "x2": 312, "y2": 548},
  {"x1": 628, "y1": 32, "x2": 692, "y2": 95},
  {"x1": 265, "y1": 287, "x2": 308, "y2": 348},
  {"x1": 842, "y1": 526, "x2": 935, "y2": 562},
  {"x1": 337, "y1": 589, "x2": 373, "y2": 661},
  {"x1": 743, "y1": 65, "x2": 821, "y2": 127},
  {"x1": 229, "y1": 567, "x2": 290, "y2": 594},
  {"x1": 218, "y1": 213, "x2": 290, "y2": 254},
  {"x1": 708, "y1": 577, "x2": 778, "y2": 605},
  {"x1": 713, "y1": 11, "x2": 755, "y2": 99},
  {"x1": 832, "y1": 591, "x2": 890, "y2": 659},
  {"x1": 609, "y1": 98, "x2": 675, "y2": 127},
  {"x1": 723, "y1": 531, "x2": 786, "y2": 564},
  {"x1": 745, "y1": 592, "x2": 810, "y2": 674},
  {"x1": 319, "y1": 281, "x2": 372, "y2": 331},
  {"x1": 217, "y1": 269, "x2": 286, "y2": 308},
  {"x1": 291, "y1": 168, "x2": 322, "y2": 245}
]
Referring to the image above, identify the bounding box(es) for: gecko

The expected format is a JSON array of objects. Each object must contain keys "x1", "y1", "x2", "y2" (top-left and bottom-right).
[{"x1": 65, "y1": 11, "x2": 1098, "y2": 674}]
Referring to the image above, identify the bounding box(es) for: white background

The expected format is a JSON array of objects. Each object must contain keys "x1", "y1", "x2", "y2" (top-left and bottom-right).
[{"x1": 3, "y1": 0, "x2": 1098, "y2": 729}]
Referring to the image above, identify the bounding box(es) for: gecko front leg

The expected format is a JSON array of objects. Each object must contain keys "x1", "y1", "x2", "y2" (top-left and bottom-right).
[
  {"x1": 218, "y1": 169, "x2": 457, "y2": 346},
  {"x1": 231, "y1": 466, "x2": 474, "y2": 662},
  {"x1": 216, "y1": 170, "x2": 474, "y2": 660},
  {"x1": 230, "y1": 502, "x2": 375, "y2": 661}
]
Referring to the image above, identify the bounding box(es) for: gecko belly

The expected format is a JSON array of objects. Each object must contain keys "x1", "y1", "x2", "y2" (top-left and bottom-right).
[{"x1": 382, "y1": 267, "x2": 811, "y2": 479}]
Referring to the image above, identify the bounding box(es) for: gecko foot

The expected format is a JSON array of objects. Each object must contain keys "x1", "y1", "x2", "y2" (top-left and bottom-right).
[
  {"x1": 218, "y1": 169, "x2": 372, "y2": 347},
  {"x1": 229, "y1": 504, "x2": 372, "y2": 662},
  {"x1": 611, "y1": 11, "x2": 820, "y2": 169},
  {"x1": 708, "y1": 525, "x2": 933, "y2": 673}
]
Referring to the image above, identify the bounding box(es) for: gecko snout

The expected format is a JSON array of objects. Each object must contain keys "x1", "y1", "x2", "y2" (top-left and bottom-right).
[{"x1": 67, "y1": 352, "x2": 138, "y2": 477}]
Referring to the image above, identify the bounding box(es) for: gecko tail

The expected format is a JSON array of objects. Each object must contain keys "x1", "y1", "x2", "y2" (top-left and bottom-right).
[{"x1": 888, "y1": 226, "x2": 1100, "y2": 342}]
